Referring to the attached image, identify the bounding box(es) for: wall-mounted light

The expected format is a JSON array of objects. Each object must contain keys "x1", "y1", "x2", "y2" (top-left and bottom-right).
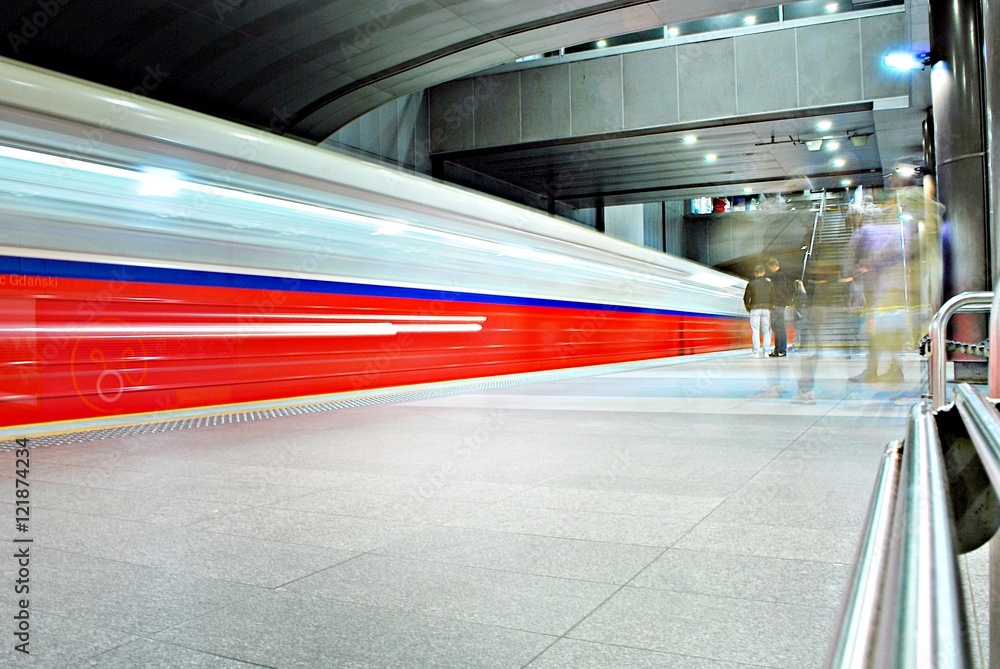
[{"x1": 883, "y1": 51, "x2": 938, "y2": 71}]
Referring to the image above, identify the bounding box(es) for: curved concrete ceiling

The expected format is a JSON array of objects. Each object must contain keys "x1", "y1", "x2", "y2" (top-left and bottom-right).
[{"x1": 0, "y1": 0, "x2": 781, "y2": 142}]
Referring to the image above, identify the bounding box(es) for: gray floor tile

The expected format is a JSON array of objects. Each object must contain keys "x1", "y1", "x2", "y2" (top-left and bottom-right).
[
  {"x1": 631, "y1": 548, "x2": 851, "y2": 609},
  {"x1": 337, "y1": 473, "x2": 531, "y2": 502},
  {"x1": 155, "y1": 590, "x2": 552, "y2": 668},
  {"x1": 283, "y1": 553, "x2": 616, "y2": 635},
  {"x1": 569, "y1": 587, "x2": 837, "y2": 668},
  {"x1": 703, "y1": 481, "x2": 871, "y2": 532},
  {"x1": 373, "y1": 525, "x2": 662, "y2": 583},
  {"x1": 39, "y1": 485, "x2": 253, "y2": 527},
  {"x1": 11, "y1": 508, "x2": 358, "y2": 586},
  {"x1": 674, "y1": 521, "x2": 861, "y2": 564},
  {"x1": 0, "y1": 610, "x2": 137, "y2": 669},
  {"x1": 72, "y1": 639, "x2": 262, "y2": 668},
  {"x1": 271, "y1": 488, "x2": 487, "y2": 524},
  {"x1": 503, "y1": 486, "x2": 723, "y2": 521},
  {"x1": 188, "y1": 506, "x2": 413, "y2": 552},
  {"x1": 525, "y1": 639, "x2": 756, "y2": 668},
  {"x1": 3, "y1": 549, "x2": 263, "y2": 636},
  {"x1": 445, "y1": 503, "x2": 696, "y2": 547}
]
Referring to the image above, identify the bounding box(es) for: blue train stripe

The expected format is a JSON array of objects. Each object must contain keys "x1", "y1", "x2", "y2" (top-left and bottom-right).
[{"x1": 0, "y1": 254, "x2": 739, "y2": 319}]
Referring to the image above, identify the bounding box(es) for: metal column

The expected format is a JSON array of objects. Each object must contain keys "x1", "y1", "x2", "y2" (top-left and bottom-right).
[{"x1": 929, "y1": 0, "x2": 991, "y2": 344}]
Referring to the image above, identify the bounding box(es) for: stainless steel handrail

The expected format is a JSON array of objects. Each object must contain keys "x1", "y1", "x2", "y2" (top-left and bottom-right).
[
  {"x1": 824, "y1": 441, "x2": 903, "y2": 668},
  {"x1": 873, "y1": 402, "x2": 971, "y2": 668},
  {"x1": 927, "y1": 291, "x2": 993, "y2": 408},
  {"x1": 990, "y1": 290, "x2": 1000, "y2": 398},
  {"x1": 825, "y1": 405, "x2": 972, "y2": 668}
]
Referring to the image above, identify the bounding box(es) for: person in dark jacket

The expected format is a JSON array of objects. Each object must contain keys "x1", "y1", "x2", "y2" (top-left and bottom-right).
[
  {"x1": 743, "y1": 264, "x2": 773, "y2": 358},
  {"x1": 766, "y1": 257, "x2": 794, "y2": 357}
]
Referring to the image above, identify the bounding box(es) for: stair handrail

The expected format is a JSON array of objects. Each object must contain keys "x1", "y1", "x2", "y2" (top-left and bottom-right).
[{"x1": 801, "y1": 191, "x2": 825, "y2": 282}]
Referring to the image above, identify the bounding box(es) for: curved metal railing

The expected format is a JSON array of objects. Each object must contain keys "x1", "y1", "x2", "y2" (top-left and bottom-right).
[{"x1": 826, "y1": 290, "x2": 1000, "y2": 668}]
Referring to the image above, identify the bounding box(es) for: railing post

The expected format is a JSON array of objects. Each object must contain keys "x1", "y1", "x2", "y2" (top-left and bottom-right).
[
  {"x1": 985, "y1": 290, "x2": 1000, "y2": 668},
  {"x1": 927, "y1": 291, "x2": 993, "y2": 408}
]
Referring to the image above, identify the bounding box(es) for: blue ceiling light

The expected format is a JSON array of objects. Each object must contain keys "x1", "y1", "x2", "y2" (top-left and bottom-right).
[{"x1": 883, "y1": 51, "x2": 937, "y2": 71}]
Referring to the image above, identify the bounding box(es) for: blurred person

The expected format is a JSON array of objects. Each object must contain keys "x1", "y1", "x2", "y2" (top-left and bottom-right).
[
  {"x1": 790, "y1": 271, "x2": 837, "y2": 404},
  {"x1": 847, "y1": 174, "x2": 920, "y2": 384},
  {"x1": 743, "y1": 264, "x2": 773, "y2": 358},
  {"x1": 765, "y1": 257, "x2": 795, "y2": 357}
]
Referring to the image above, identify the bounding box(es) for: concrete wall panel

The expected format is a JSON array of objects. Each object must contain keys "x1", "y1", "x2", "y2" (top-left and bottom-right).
[
  {"x1": 429, "y1": 78, "x2": 475, "y2": 152},
  {"x1": 474, "y1": 72, "x2": 522, "y2": 147},
  {"x1": 797, "y1": 20, "x2": 863, "y2": 106},
  {"x1": 571, "y1": 57, "x2": 624, "y2": 136},
  {"x1": 736, "y1": 30, "x2": 798, "y2": 114},
  {"x1": 678, "y1": 39, "x2": 737, "y2": 121},
  {"x1": 521, "y1": 64, "x2": 571, "y2": 142},
  {"x1": 624, "y1": 47, "x2": 679, "y2": 128}
]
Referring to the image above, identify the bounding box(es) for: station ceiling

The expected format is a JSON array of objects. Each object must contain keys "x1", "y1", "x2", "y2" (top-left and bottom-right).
[{"x1": 0, "y1": 0, "x2": 926, "y2": 205}]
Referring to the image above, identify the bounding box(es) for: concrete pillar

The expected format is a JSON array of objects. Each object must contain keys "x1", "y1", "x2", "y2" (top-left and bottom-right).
[{"x1": 929, "y1": 0, "x2": 991, "y2": 349}]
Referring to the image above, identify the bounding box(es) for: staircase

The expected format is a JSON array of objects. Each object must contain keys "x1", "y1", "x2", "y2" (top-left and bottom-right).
[{"x1": 796, "y1": 198, "x2": 865, "y2": 352}]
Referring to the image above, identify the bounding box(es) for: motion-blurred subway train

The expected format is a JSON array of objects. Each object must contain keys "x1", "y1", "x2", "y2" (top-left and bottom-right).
[{"x1": 0, "y1": 58, "x2": 747, "y2": 432}]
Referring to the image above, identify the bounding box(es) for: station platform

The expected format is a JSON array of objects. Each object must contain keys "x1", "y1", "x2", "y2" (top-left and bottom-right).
[{"x1": 0, "y1": 350, "x2": 990, "y2": 668}]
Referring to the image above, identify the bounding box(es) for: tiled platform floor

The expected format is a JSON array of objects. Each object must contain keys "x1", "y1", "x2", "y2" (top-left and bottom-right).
[{"x1": 0, "y1": 351, "x2": 990, "y2": 668}]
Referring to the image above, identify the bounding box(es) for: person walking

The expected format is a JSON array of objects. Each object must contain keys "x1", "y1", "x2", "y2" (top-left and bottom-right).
[
  {"x1": 765, "y1": 257, "x2": 794, "y2": 357},
  {"x1": 743, "y1": 264, "x2": 774, "y2": 358}
]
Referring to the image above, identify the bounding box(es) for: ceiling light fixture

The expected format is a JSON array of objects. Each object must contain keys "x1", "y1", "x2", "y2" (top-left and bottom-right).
[
  {"x1": 841, "y1": 179, "x2": 853, "y2": 187},
  {"x1": 850, "y1": 133, "x2": 870, "y2": 148},
  {"x1": 884, "y1": 51, "x2": 939, "y2": 71},
  {"x1": 824, "y1": 3, "x2": 838, "y2": 13},
  {"x1": 833, "y1": 158, "x2": 846, "y2": 167},
  {"x1": 816, "y1": 120, "x2": 833, "y2": 132},
  {"x1": 704, "y1": 154, "x2": 718, "y2": 162},
  {"x1": 596, "y1": 40, "x2": 608, "y2": 48},
  {"x1": 805, "y1": 139, "x2": 824, "y2": 152},
  {"x1": 683, "y1": 134, "x2": 698, "y2": 144},
  {"x1": 743, "y1": 15, "x2": 757, "y2": 25},
  {"x1": 667, "y1": 26, "x2": 680, "y2": 37},
  {"x1": 824, "y1": 140, "x2": 841, "y2": 151}
]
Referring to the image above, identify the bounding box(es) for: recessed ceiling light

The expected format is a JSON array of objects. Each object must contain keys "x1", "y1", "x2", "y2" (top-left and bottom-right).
[
  {"x1": 744, "y1": 15, "x2": 757, "y2": 25},
  {"x1": 704, "y1": 154, "x2": 718, "y2": 162},
  {"x1": 816, "y1": 120, "x2": 833, "y2": 132},
  {"x1": 824, "y1": 140, "x2": 841, "y2": 151},
  {"x1": 683, "y1": 135, "x2": 698, "y2": 144},
  {"x1": 742, "y1": 187, "x2": 753, "y2": 194},
  {"x1": 667, "y1": 26, "x2": 680, "y2": 37},
  {"x1": 825, "y1": 3, "x2": 838, "y2": 13},
  {"x1": 833, "y1": 158, "x2": 846, "y2": 167},
  {"x1": 841, "y1": 179, "x2": 853, "y2": 186},
  {"x1": 596, "y1": 40, "x2": 608, "y2": 48}
]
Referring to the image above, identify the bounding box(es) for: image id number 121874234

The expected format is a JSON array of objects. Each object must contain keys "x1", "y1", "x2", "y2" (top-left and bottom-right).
[{"x1": 13, "y1": 437, "x2": 31, "y2": 655}]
